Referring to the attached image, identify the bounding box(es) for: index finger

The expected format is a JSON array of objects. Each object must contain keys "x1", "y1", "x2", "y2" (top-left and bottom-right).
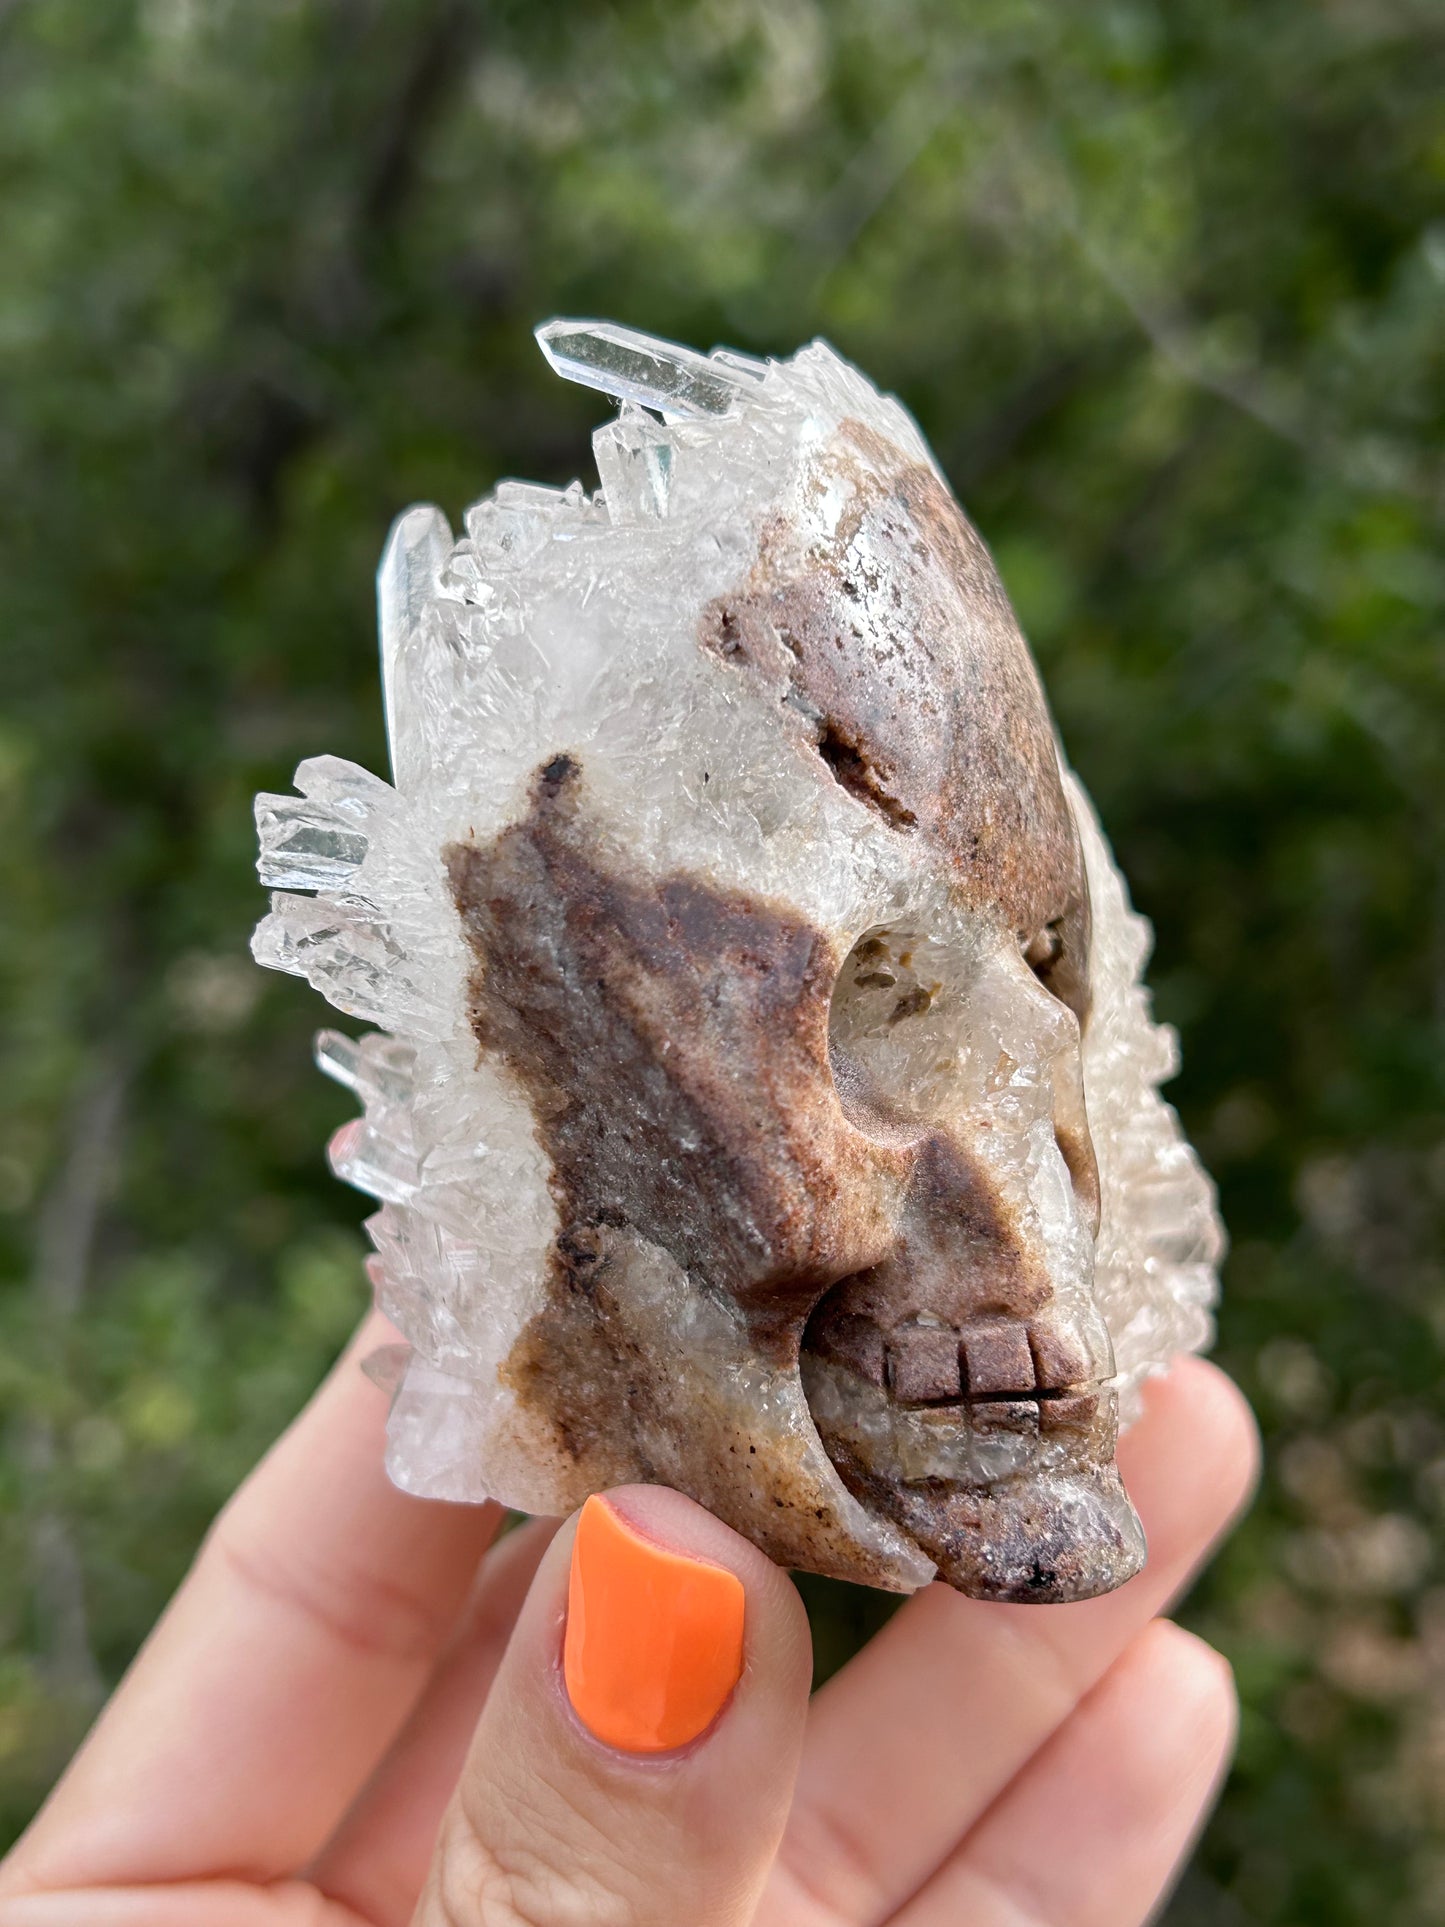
[{"x1": 1, "y1": 1311, "x2": 503, "y2": 1898}]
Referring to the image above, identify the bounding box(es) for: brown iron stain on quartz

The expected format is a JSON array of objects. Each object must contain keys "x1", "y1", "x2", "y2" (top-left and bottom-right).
[
  {"x1": 443, "y1": 735, "x2": 1138, "y2": 1601},
  {"x1": 443, "y1": 759, "x2": 926, "y2": 1585}
]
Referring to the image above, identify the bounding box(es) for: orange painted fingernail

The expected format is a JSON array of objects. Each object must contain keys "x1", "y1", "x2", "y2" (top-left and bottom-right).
[{"x1": 564, "y1": 1495, "x2": 745, "y2": 1754}]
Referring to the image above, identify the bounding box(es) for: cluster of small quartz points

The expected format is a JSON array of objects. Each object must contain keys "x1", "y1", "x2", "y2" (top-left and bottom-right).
[
  {"x1": 252, "y1": 320, "x2": 1220, "y2": 1509},
  {"x1": 1068, "y1": 776, "x2": 1222, "y2": 1417}
]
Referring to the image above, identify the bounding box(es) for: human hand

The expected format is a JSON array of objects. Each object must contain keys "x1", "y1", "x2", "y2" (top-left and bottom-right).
[{"x1": 0, "y1": 1313, "x2": 1257, "y2": 1927}]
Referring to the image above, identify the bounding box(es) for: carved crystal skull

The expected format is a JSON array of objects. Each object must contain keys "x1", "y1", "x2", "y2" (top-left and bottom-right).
[{"x1": 253, "y1": 322, "x2": 1222, "y2": 1602}]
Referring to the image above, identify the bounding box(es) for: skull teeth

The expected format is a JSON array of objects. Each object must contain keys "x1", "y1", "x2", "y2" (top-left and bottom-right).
[{"x1": 806, "y1": 1311, "x2": 1100, "y2": 1415}]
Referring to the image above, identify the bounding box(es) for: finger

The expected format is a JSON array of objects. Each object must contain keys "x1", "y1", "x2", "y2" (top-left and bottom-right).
[
  {"x1": 763, "y1": 1357, "x2": 1257, "y2": 1927},
  {"x1": 414, "y1": 1487, "x2": 813, "y2": 1927},
  {"x1": 310, "y1": 1515, "x2": 558, "y2": 1927},
  {"x1": 2, "y1": 1312, "x2": 503, "y2": 1897},
  {"x1": 0, "y1": 1876, "x2": 356, "y2": 1926},
  {"x1": 894, "y1": 1620, "x2": 1237, "y2": 1926}
]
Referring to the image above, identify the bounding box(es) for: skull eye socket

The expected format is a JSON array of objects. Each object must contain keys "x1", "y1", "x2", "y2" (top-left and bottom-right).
[
  {"x1": 834, "y1": 929, "x2": 942, "y2": 1036},
  {"x1": 1021, "y1": 912, "x2": 1089, "y2": 1027},
  {"x1": 1023, "y1": 921, "x2": 1063, "y2": 975},
  {"x1": 827, "y1": 924, "x2": 958, "y2": 1136},
  {"x1": 1023, "y1": 919, "x2": 1068, "y2": 1007}
]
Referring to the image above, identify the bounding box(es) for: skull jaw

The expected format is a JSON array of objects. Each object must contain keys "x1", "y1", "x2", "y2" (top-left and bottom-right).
[
  {"x1": 799, "y1": 1353, "x2": 1146, "y2": 1603},
  {"x1": 489, "y1": 1225, "x2": 1143, "y2": 1601},
  {"x1": 492, "y1": 1228, "x2": 940, "y2": 1592},
  {"x1": 818, "y1": 1440, "x2": 1146, "y2": 1603}
]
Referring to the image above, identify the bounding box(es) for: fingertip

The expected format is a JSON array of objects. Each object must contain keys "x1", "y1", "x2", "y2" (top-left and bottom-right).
[
  {"x1": 564, "y1": 1496, "x2": 746, "y2": 1754},
  {"x1": 1132, "y1": 1619, "x2": 1239, "y2": 1763},
  {"x1": 1123, "y1": 1356, "x2": 1261, "y2": 1530},
  {"x1": 599, "y1": 1487, "x2": 811, "y2": 1646},
  {"x1": 922, "y1": 1616, "x2": 1242, "y2": 1927},
  {"x1": 434, "y1": 1486, "x2": 813, "y2": 1926},
  {"x1": 1139, "y1": 1354, "x2": 1258, "y2": 1456},
  {"x1": 578, "y1": 1479, "x2": 820, "y2": 1726},
  {"x1": 481, "y1": 1483, "x2": 813, "y2": 1772}
]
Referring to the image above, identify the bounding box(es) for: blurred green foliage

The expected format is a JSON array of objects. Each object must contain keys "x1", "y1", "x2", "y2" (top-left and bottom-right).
[{"x1": 2, "y1": 0, "x2": 1443, "y2": 1917}]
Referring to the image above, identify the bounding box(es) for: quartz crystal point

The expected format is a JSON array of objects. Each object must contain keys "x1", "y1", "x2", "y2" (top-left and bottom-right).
[
  {"x1": 251, "y1": 322, "x2": 1223, "y2": 1601},
  {"x1": 536, "y1": 318, "x2": 767, "y2": 418}
]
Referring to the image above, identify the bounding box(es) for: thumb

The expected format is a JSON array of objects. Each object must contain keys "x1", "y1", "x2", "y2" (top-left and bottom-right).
[{"x1": 414, "y1": 1486, "x2": 814, "y2": 1927}]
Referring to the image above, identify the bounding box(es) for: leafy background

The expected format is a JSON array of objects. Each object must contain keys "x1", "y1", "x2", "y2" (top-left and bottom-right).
[{"x1": 2, "y1": 1, "x2": 1443, "y2": 1918}]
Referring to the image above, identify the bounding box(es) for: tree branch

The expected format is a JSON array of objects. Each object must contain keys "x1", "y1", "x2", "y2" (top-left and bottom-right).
[{"x1": 24, "y1": 1055, "x2": 129, "y2": 1704}]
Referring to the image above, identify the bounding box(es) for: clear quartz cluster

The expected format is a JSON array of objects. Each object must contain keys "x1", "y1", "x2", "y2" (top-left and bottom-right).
[{"x1": 252, "y1": 321, "x2": 1222, "y2": 1601}]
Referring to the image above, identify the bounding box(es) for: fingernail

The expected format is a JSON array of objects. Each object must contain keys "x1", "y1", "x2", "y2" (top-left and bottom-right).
[{"x1": 564, "y1": 1495, "x2": 745, "y2": 1753}]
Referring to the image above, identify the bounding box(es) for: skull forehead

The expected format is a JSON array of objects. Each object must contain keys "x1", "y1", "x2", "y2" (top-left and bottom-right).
[
  {"x1": 394, "y1": 342, "x2": 1084, "y2": 962},
  {"x1": 699, "y1": 415, "x2": 1085, "y2": 943}
]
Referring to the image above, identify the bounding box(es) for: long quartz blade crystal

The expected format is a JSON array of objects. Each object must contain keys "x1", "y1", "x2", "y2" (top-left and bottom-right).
[
  {"x1": 377, "y1": 504, "x2": 453, "y2": 789},
  {"x1": 251, "y1": 321, "x2": 1223, "y2": 1602},
  {"x1": 536, "y1": 318, "x2": 765, "y2": 419}
]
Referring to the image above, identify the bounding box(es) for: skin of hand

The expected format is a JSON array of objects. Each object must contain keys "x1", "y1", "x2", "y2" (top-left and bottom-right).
[{"x1": 0, "y1": 1310, "x2": 1258, "y2": 1927}]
